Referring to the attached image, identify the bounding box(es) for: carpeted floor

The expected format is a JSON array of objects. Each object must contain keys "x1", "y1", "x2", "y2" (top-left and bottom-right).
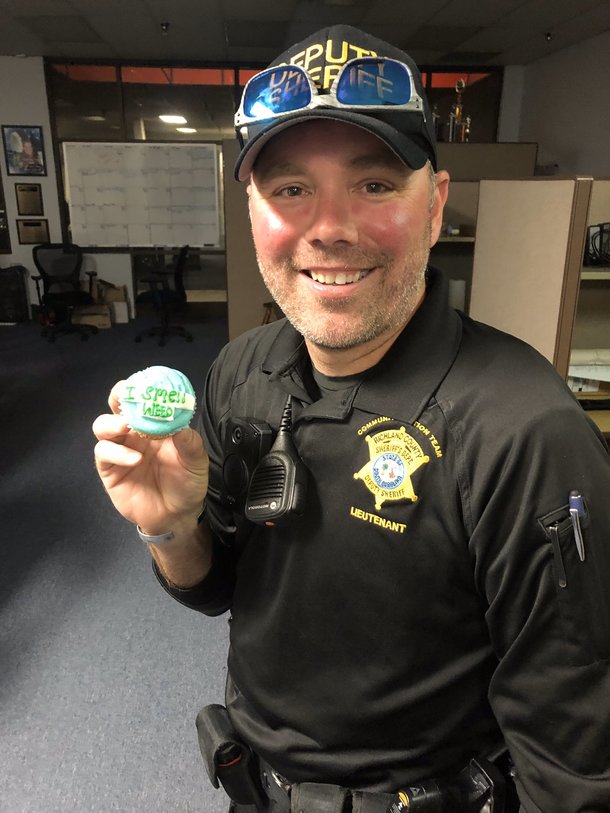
[{"x1": 0, "y1": 307, "x2": 233, "y2": 812}]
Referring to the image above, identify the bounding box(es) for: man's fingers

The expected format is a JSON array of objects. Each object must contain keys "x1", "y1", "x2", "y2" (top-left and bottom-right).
[
  {"x1": 108, "y1": 381, "x2": 126, "y2": 415},
  {"x1": 94, "y1": 439, "x2": 142, "y2": 471},
  {"x1": 92, "y1": 412, "x2": 131, "y2": 442}
]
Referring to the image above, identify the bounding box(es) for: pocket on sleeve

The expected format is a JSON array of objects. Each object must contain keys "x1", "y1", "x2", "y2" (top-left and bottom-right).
[{"x1": 539, "y1": 506, "x2": 610, "y2": 665}]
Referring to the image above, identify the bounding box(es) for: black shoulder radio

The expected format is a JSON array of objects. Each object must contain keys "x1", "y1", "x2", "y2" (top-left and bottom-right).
[{"x1": 222, "y1": 395, "x2": 308, "y2": 527}]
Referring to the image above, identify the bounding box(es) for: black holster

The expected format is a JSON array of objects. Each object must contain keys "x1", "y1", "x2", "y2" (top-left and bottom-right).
[
  {"x1": 196, "y1": 703, "x2": 266, "y2": 808},
  {"x1": 196, "y1": 704, "x2": 516, "y2": 813},
  {"x1": 388, "y1": 758, "x2": 508, "y2": 813}
]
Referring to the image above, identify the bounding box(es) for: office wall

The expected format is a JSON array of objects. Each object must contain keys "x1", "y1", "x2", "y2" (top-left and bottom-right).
[
  {"x1": 2, "y1": 40, "x2": 609, "y2": 331},
  {"x1": 519, "y1": 29, "x2": 610, "y2": 176},
  {"x1": 0, "y1": 56, "x2": 62, "y2": 307},
  {"x1": 497, "y1": 66, "x2": 525, "y2": 143}
]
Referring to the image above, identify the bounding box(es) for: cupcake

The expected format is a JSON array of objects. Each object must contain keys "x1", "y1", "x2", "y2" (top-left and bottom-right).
[{"x1": 119, "y1": 366, "x2": 196, "y2": 437}]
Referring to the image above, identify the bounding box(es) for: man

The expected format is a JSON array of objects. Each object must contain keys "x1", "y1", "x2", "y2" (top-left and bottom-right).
[{"x1": 93, "y1": 25, "x2": 610, "y2": 813}]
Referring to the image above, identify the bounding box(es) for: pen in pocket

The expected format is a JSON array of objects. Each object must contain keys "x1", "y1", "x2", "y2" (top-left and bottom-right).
[{"x1": 568, "y1": 490, "x2": 587, "y2": 562}]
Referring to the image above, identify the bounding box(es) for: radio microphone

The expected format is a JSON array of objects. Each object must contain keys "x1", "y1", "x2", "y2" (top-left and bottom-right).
[{"x1": 244, "y1": 395, "x2": 308, "y2": 526}]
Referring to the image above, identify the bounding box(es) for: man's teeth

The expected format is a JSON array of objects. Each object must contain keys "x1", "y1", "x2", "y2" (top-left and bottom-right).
[{"x1": 309, "y1": 269, "x2": 370, "y2": 285}]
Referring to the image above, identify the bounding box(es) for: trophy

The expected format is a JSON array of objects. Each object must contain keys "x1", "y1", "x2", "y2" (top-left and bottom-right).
[{"x1": 447, "y1": 78, "x2": 471, "y2": 143}]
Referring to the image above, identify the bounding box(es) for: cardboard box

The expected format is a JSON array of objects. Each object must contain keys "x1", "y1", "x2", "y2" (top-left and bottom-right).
[
  {"x1": 111, "y1": 301, "x2": 129, "y2": 323},
  {"x1": 100, "y1": 281, "x2": 128, "y2": 303},
  {"x1": 72, "y1": 304, "x2": 112, "y2": 329}
]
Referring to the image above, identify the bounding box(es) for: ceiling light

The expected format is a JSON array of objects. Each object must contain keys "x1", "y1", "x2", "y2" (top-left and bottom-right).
[
  {"x1": 84, "y1": 115, "x2": 106, "y2": 121},
  {"x1": 159, "y1": 114, "x2": 187, "y2": 124},
  {"x1": 176, "y1": 127, "x2": 196, "y2": 133}
]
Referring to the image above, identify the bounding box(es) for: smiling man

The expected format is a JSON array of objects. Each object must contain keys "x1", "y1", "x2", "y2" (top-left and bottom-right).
[
  {"x1": 248, "y1": 119, "x2": 447, "y2": 374},
  {"x1": 93, "y1": 25, "x2": 610, "y2": 813}
]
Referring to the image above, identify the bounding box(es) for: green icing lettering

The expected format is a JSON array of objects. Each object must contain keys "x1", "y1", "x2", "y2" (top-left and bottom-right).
[
  {"x1": 139, "y1": 385, "x2": 186, "y2": 406},
  {"x1": 142, "y1": 403, "x2": 175, "y2": 420}
]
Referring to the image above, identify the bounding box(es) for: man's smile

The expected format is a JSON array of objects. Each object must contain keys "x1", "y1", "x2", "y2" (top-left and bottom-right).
[{"x1": 305, "y1": 268, "x2": 372, "y2": 285}]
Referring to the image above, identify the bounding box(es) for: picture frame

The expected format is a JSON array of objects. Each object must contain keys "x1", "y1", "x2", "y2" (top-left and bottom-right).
[
  {"x1": 2, "y1": 125, "x2": 47, "y2": 176},
  {"x1": 15, "y1": 183, "x2": 44, "y2": 216},
  {"x1": 17, "y1": 218, "x2": 49, "y2": 244}
]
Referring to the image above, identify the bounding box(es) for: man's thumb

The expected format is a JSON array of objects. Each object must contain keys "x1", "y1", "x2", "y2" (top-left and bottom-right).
[{"x1": 172, "y1": 427, "x2": 207, "y2": 470}]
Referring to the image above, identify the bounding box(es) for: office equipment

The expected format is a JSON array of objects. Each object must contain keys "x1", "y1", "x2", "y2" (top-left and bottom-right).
[
  {"x1": 32, "y1": 242, "x2": 98, "y2": 341},
  {"x1": 62, "y1": 142, "x2": 220, "y2": 248},
  {"x1": 583, "y1": 222, "x2": 610, "y2": 267},
  {"x1": 134, "y1": 245, "x2": 193, "y2": 346},
  {"x1": 0, "y1": 265, "x2": 28, "y2": 323}
]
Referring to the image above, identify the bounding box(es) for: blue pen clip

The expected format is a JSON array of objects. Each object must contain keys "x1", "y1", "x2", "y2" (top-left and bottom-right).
[{"x1": 568, "y1": 490, "x2": 587, "y2": 562}]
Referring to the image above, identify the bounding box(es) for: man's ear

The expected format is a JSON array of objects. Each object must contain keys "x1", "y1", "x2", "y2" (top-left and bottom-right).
[
  {"x1": 430, "y1": 170, "x2": 450, "y2": 247},
  {"x1": 246, "y1": 182, "x2": 252, "y2": 220}
]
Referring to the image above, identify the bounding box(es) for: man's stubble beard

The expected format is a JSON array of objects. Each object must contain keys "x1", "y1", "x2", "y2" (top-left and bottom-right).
[{"x1": 255, "y1": 221, "x2": 432, "y2": 351}]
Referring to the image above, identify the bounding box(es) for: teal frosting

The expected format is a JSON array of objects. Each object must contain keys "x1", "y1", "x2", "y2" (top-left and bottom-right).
[{"x1": 120, "y1": 366, "x2": 196, "y2": 436}]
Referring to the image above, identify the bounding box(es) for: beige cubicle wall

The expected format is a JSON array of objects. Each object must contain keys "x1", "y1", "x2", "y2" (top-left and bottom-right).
[
  {"x1": 431, "y1": 143, "x2": 538, "y2": 315},
  {"x1": 443, "y1": 181, "x2": 479, "y2": 230},
  {"x1": 469, "y1": 177, "x2": 593, "y2": 378},
  {"x1": 222, "y1": 139, "x2": 272, "y2": 340},
  {"x1": 436, "y1": 142, "x2": 538, "y2": 181}
]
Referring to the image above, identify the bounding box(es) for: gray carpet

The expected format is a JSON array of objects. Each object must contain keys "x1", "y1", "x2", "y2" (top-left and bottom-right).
[{"x1": 0, "y1": 309, "x2": 232, "y2": 812}]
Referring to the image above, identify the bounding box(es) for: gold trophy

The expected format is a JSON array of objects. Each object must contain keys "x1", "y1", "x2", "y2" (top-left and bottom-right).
[{"x1": 447, "y1": 78, "x2": 471, "y2": 143}]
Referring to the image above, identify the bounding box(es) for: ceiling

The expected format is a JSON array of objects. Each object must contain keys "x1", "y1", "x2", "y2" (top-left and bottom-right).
[{"x1": 1, "y1": 0, "x2": 609, "y2": 68}]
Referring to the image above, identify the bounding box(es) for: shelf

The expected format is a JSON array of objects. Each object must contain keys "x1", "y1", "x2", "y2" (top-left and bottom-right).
[
  {"x1": 582, "y1": 269, "x2": 610, "y2": 280},
  {"x1": 438, "y1": 236, "x2": 475, "y2": 243},
  {"x1": 186, "y1": 289, "x2": 227, "y2": 303}
]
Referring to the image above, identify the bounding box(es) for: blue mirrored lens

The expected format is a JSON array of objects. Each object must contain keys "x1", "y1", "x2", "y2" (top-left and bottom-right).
[
  {"x1": 244, "y1": 67, "x2": 312, "y2": 119},
  {"x1": 336, "y1": 60, "x2": 412, "y2": 106}
]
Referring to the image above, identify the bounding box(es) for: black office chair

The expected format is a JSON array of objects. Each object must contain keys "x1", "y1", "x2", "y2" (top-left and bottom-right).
[
  {"x1": 134, "y1": 245, "x2": 193, "y2": 346},
  {"x1": 32, "y1": 242, "x2": 98, "y2": 342}
]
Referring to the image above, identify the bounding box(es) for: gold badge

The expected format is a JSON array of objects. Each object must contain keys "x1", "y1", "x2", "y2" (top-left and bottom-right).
[{"x1": 354, "y1": 427, "x2": 429, "y2": 510}]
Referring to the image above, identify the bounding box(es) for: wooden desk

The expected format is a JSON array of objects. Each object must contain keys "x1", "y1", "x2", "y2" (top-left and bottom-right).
[
  {"x1": 585, "y1": 410, "x2": 610, "y2": 436},
  {"x1": 575, "y1": 391, "x2": 610, "y2": 436}
]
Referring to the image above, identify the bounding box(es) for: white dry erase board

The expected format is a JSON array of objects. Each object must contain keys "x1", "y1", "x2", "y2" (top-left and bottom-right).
[{"x1": 62, "y1": 142, "x2": 221, "y2": 248}]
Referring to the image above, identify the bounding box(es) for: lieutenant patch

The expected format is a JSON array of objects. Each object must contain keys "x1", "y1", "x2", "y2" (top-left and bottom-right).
[{"x1": 354, "y1": 427, "x2": 429, "y2": 510}]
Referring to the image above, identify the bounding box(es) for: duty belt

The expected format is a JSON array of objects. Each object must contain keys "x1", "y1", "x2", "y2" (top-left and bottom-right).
[{"x1": 196, "y1": 704, "x2": 510, "y2": 813}]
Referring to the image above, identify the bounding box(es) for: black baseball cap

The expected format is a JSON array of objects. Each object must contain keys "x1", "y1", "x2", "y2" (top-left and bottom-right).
[{"x1": 234, "y1": 25, "x2": 437, "y2": 181}]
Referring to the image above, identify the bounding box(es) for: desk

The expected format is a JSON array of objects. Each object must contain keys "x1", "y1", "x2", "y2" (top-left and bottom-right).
[
  {"x1": 586, "y1": 410, "x2": 610, "y2": 436},
  {"x1": 575, "y1": 391, "x2": 610, "y2": 437},
  {"x1": 132, "y1": 247, "x2": 226, "y2": 296}
]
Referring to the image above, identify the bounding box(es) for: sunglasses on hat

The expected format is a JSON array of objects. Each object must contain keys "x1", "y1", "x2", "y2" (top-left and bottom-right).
[{"x1": 235, "y1": 56, "x2": 426, "y2": 144}]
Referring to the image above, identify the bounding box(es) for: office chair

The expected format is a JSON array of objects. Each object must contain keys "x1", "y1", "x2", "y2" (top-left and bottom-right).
[
  {"x1": 134, "y1": 245, "x2": 193, "y2": 346},
  {"x1": 31, "y1": 243, "x2": 98, "y2": 342}
]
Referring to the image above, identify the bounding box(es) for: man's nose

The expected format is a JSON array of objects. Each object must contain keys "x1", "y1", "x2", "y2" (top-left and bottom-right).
[{"x1": 304, "y1": 189, "x2": 359, "y2": 246}]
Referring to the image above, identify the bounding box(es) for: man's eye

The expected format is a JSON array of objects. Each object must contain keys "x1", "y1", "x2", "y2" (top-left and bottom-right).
[
  {"x1": 278, "y1": 185, "x2": 304, "y2": 197},
  {"x1": 364, "y1": 182, "x2": 391, "y2": 194}
]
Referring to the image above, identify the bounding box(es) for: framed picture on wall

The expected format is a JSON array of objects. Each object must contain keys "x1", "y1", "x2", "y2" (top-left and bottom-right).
[
  {"x1": 16, "y1": 218, "x2": 49, "y2": 244},
  {"x1": 15, "y1": 183, "x2": 44, "y2": 215},
  {"x1": 1, "y1": 125, "x2": 47, "y2": 176}
]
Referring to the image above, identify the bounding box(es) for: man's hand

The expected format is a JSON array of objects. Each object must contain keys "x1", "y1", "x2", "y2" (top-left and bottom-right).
[{"x1": 92, "y1": 382, "x2": 209, "y2": 536}]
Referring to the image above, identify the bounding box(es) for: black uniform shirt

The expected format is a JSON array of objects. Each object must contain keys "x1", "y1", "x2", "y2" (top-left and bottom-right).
[{"x1": 158, "y1": 269, "x2": 610, "y2": 812}]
